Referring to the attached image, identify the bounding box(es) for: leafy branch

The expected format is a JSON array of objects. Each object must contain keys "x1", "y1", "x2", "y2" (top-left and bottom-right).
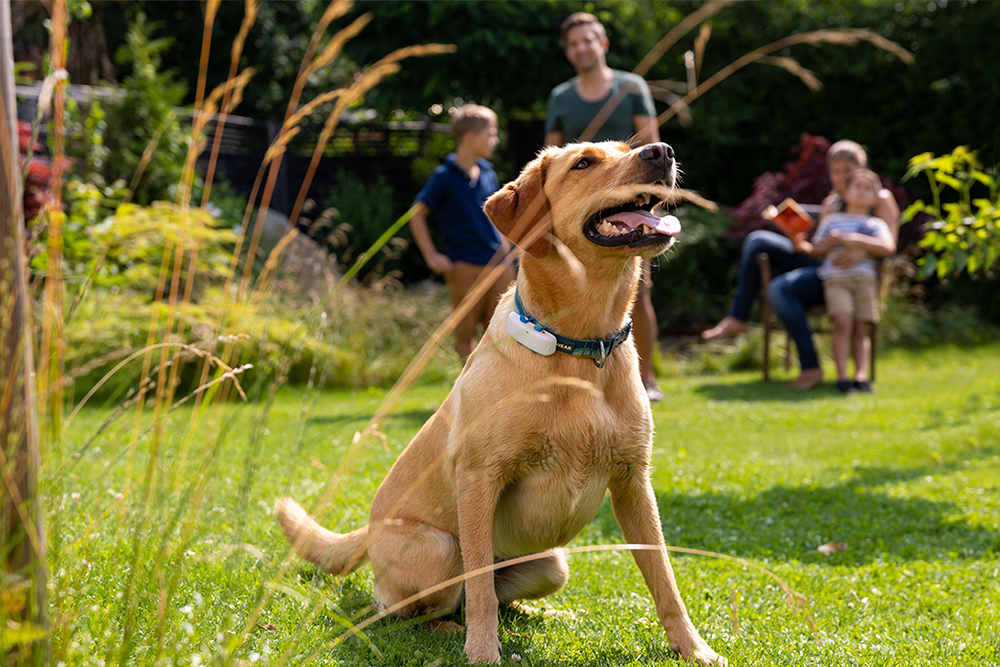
[{"x1": 902, "y1": 146, "x2": 1000, "y2": 278}]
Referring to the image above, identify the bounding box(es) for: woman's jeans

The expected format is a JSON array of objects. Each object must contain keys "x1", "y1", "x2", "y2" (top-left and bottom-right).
[{"x1": 729, "y1": 231, "x2": 824, "y2": 371}]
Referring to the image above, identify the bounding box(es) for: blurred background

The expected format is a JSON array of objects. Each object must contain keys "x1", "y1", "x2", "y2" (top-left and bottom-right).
[{"x1": 10, "y1": 0, "x2": 999, "y2": 371}]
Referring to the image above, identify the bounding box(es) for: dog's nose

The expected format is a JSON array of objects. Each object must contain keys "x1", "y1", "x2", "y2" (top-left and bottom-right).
[{"x1": 639, "y1": 142, "x2": 675, "y2": 168}]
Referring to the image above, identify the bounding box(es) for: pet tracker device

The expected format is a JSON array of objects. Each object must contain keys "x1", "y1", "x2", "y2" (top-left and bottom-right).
[
  {"x1": 507, "y1": 289, "x2": 633, "y2": 367},
  {"x1": 507, "y1": 310, "x2": 558, "y2": 356}
]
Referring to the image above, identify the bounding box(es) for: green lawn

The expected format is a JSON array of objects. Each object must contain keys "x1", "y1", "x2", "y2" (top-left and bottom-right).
[{"x1": 47, "y1": 344, "x2": 1000, "y2": 666}]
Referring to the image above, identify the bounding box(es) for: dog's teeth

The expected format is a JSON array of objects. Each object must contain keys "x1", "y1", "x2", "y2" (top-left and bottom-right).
[
  {"x1": 599, "y1": 220, "x2": 627, "y2": 236},
  {"x1": 642, "y1": 224, "x2": 652, "y2": 234}
]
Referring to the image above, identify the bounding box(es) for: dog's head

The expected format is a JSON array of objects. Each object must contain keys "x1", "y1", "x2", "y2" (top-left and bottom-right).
[{"x1": 485, "y1": 141, "x2": 680, "y2": 260}]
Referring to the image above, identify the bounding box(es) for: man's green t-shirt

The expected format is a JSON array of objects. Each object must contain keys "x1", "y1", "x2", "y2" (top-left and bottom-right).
[{"x1": 545, "y1": 70, "x2": 656, "y2": 144}]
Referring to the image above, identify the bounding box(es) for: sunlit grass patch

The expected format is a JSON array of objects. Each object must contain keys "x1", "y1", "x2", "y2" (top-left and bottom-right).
[{"x1": 48, "y1": 344, "x2": 1000, "y2": 666}]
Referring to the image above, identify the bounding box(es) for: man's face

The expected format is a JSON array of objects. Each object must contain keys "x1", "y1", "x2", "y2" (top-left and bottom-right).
[{"x1": 563, "y1": 24, "x2": 608, "y2": 73}]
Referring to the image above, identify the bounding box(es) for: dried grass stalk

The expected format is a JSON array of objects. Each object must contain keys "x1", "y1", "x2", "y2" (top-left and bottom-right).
[
  {"x1": 635, "y1": 0, "x2": 736, "y2": 77},
  {"x1": 287, "y1": 88, "x2": 347, "y2": 128},
  {"x1": 658, "y1": 28, "x2": 915, "y2": 126},
  {"x1": 308, "y1": 13, "x2": 373, "y2": 76},
  {"x1": 694, "y1": 22, "x2": 712, "y2": 78},
  {"x1": 280, "y1": 44, "x2": 457, "y2": 247},
  {"x1": 759, "y1": 56, "x2": 822, "y2": 91}
]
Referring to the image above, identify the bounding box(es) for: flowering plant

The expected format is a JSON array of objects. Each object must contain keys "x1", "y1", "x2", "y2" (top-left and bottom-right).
[
  {"x1": 18, "y1": 120, "x2": 53, "y2": 221},
  {"x1": 904, "y1": 146, "x2": 1000, "y2": 278}
]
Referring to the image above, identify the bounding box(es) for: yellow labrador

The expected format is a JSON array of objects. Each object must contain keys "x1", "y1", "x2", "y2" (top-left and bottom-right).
[{"x1": 275, "y1": 141, "x2": 726, "y2": 665}]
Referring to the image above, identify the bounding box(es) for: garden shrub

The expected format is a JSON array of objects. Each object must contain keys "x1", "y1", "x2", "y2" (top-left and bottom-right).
[
  {"x1": 314, "y1": 170, "x2": 420, "y2": 283},
  {"x1": 651, "y1": 203, "x2": 740, "y2": 334},
  {"x1": 63, "y1": 282, "x2": 456, "y2": 403},
  {"x1": 903, "y1": 146, "x2": 999, "y2": 279},
  {"x1": 88, "y1": 202, "x2": 236, "y2": 297},
  {"x1": 102, "y1": 12, "x2": 193, "y2": 205}
]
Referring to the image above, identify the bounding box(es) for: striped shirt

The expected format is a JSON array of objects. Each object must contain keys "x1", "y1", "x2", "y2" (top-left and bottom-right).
[{"x1": 814, "y1": 213, "x2": 892, "y2": 280}]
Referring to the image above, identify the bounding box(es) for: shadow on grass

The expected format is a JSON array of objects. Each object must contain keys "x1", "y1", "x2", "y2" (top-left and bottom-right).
[
  {"x1": 306, "y1": 408, "x2": 436, "y2": 429},
  {"x1": 693, "y1": 380, "x2": 858, "y2": 402},
  {"x1": 594, "y1": 449, "x2": 1000, "y2": 565}
]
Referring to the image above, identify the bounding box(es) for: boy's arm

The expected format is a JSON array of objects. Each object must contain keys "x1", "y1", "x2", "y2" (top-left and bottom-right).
[
  {"x1": 410, "y1": 202, "x2": 453, "y2": 275},
  {"x1": 543, "y1": 130, "x2": 564, "y2": 148},
  {"x1": 793, "y1": 229, "x2": 830, "y2": 258},
  {"x1": 831, "y1": 220, "x2": 896, "y2": 259}
]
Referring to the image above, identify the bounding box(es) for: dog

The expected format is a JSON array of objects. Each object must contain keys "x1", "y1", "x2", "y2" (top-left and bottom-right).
[{"x1": 275, "y1": 141, "x2": 726, "y2": 666}]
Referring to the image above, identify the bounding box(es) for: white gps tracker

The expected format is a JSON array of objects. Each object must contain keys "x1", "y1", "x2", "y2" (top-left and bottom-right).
[{"x1": 507, "y1": 311, "x2": 557, "y2": 356}]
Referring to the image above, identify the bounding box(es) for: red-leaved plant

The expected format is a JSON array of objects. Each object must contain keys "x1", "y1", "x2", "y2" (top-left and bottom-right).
[{"x1": 18, "y1": 119, "x2": 53, "y2": 221}]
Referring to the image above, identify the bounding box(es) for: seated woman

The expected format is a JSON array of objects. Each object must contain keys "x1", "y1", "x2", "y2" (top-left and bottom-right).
[{"x1": 701, "y1": 139, "x2": 900, "y2": 389}]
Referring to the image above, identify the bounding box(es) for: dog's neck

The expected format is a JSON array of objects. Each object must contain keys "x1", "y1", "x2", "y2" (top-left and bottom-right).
[{"x1": 516, "y1": 255, "x2": 640, "y2": 340}]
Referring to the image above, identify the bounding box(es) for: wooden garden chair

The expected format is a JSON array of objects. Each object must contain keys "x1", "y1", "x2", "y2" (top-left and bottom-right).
[{"x1": 758, "y1": 252, "x2": 889, "y2": 382}]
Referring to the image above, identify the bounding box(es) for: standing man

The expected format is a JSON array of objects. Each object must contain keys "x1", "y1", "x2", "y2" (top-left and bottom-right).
[{"x1": 544, "y1": 12, "x2": 664, "y2": 401}]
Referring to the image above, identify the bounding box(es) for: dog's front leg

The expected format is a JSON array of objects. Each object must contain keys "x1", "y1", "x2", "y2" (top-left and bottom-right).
[
  {"x1": 456, "y1": 464, "x2": 502, "y2": 664},
  {"x1": 609, "y1": 471, "x2": 726, "y2": 666}
]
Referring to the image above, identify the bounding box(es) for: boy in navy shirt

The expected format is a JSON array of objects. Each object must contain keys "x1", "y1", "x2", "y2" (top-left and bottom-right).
[{"x1": 411, "y1": 105, "x2": 516, "y2": 359}]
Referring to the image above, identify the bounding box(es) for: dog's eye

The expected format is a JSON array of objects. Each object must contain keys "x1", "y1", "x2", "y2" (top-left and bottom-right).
[{"x1": 572, "y1": 157, "x2": 593, "y2": 170}]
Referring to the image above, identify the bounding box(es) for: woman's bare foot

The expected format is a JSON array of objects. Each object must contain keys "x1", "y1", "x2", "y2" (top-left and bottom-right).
[
  {"x1": 790, "y1": 367, "x2": 823, "y2": 390},
  {"x1": 700, "y1": 316, "x2": 750, "y2": 340}
]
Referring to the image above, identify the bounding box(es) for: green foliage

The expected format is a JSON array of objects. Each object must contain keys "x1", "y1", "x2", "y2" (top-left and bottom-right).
[
  {"x1": 28, "y1": 170, "x2": 128, "y2": 283},
  {"x1": 63, "y1": 97, "x2": 113, "y2": 184},
  {"x1": 315, "y1": 170, "x2": 421, "y2": 282},
  {"x1": 101, "y1": 1, "x2": 353, "y2": 120},
  {"x1": 63, "y1": 283, "x2": 456, "y2": 402},
  {"x1": 338, "y1": 0, "x2": 999, "y2": 206},
  {"x1": 410, "y1": 130, "x2": 453, "y2": 187},
  {"x1": 344, "y1": 0, "x2": 583, "y2": 115},
  {"x1": 102, "y1": 12, "x2": 192, "y2": 205},
  {"x1": 651, "y1": 204, "x2": 741, "y2": 334},
  {"x1": 13, "y1": 61, "x2": 38, "y2": 84},
  {"x1": 88, "y1": 203, "x2": 237, "y2": 295},
  {"x1": 903, "y1": 146, "x2": 1000, "y2": 279}
]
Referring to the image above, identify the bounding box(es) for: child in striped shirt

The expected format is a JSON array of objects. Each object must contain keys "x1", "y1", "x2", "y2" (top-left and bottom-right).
[{"x1": 795, "y1": 169, "x2": 896, "y2": 393}]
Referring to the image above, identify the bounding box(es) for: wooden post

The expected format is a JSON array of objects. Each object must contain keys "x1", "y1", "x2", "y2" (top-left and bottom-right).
[{"x1": 1, "y1": 0, "x2": 48, "y2": 662}]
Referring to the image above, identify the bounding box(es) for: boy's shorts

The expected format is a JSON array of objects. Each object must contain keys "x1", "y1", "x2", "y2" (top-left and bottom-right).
[
  {"x1": 823, "y1": 273, "x2": 879, "y2": 323},
  {"x1": 446, "y1": 261, "x2": 517, "y2": 341}
]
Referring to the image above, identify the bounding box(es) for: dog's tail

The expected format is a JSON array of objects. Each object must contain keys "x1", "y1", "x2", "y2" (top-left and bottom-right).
[{"x1": 274, "y1": 497, "x2": 369, "y2": 576}]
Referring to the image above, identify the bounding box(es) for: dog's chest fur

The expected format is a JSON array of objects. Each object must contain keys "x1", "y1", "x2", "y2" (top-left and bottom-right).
[{"x1": 456, "y1": 354, "x2": 652, "y2": 557}]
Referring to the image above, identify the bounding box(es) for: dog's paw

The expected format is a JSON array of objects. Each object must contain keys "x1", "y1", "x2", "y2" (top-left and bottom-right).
[
  {"x1": 669, "y1": 638, "x2": 727, "y2": 666},
  {"x1": 464, "y1": 635, "x2": 501, "y2": 664},
  {"x1": 427, "y1": 619, "x2": 464, "y2": 634}
]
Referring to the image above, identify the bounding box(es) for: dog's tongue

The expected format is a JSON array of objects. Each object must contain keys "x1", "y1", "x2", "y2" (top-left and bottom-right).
[{"x1": 606, "y1": 210, "x2": 681, "y2": 236}]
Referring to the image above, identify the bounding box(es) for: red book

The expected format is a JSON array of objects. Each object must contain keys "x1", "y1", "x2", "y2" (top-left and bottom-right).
[{"x1": 761, "y1": 198, "x2": 815, "y2": 237}]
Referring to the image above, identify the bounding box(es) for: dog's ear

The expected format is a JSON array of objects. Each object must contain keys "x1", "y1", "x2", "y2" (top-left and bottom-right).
[{"x1": 484, "y1": 157, "x2": 552, "y2": 259}]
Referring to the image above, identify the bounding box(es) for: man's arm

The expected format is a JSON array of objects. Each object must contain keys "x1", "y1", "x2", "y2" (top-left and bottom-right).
[
  {"x1": 543, "y1": 130, "x2": 564, "y2": 148},
  {"x1": 410, "y1": 202, "x2": 453, "y2": 275},
  {"x1": 632, "y1": 114, "x2": 660, "y2": 145}
]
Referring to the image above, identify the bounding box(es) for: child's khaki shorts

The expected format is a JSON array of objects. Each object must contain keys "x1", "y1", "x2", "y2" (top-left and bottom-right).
[{"x1": 823, "y1": 273, "x2": 879, "y2": 323}]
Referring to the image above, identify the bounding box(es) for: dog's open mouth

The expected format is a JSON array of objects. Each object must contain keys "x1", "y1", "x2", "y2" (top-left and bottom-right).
[{"x1": 583, "y1": 187, "x2": 681, "y2": 248}]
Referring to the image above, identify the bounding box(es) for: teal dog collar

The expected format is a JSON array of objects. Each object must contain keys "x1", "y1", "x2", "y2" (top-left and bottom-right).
[{"x1": 507, "y1": 288, "x2": 632, "y2": 368}]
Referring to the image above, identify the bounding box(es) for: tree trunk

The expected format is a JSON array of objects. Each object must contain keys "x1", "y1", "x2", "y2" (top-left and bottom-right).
[
  {"x1": 1, "y1": 0, "x2": 47, "y2": 663},
  {"x1": 67, "y1": 2, "x2": 115, "y2": 85}
]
